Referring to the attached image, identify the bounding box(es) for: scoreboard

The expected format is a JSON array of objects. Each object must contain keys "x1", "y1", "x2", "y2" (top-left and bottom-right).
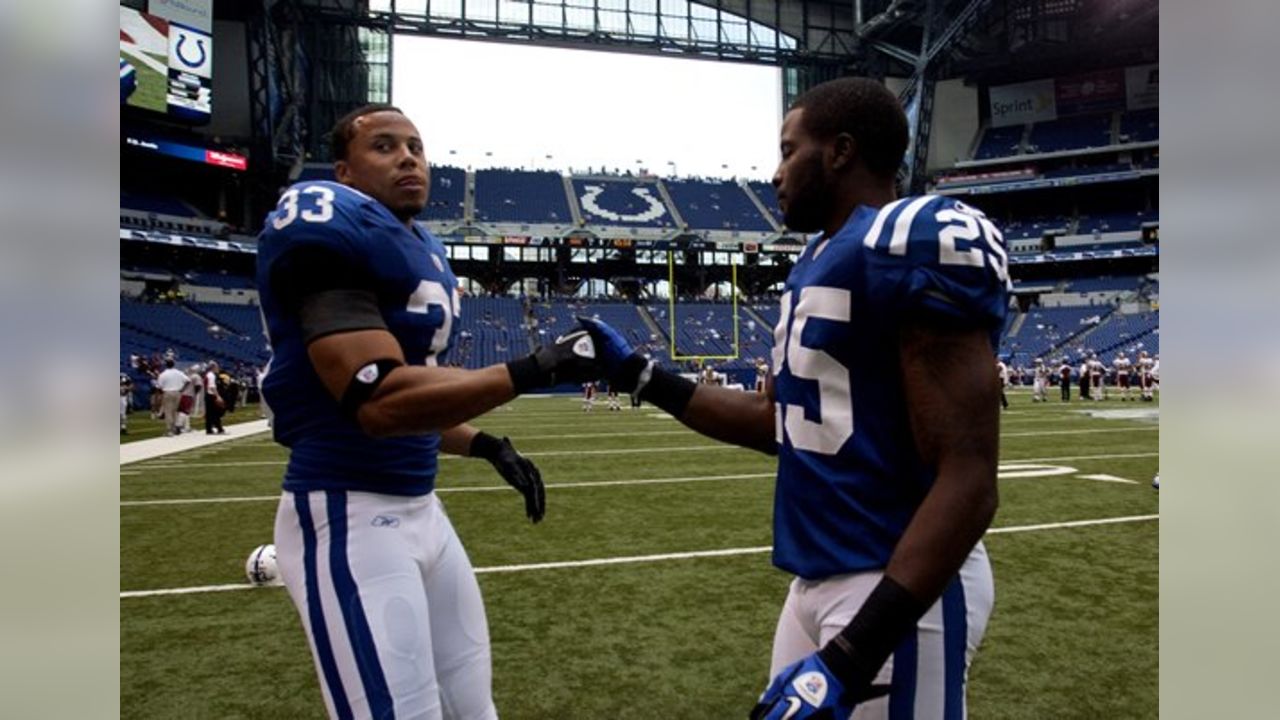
[{"x1": 119, "y1": 1, "x2": 214, "y2": 123}]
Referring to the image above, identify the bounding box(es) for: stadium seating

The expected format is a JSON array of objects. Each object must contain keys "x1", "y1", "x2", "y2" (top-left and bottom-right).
[
  {"x1": 1062, "y1": 275, "x2": 1144, "y2": 293},
  {"x1": 418, "y1": 165, "x2": 466, "y2": 221},
  {"x1": 121, "y1": 190, "x2": 201, "y2": 218},
  {"x1": 453, "y1": 296, "x2": 527, "y2": 368},
  {"x1": 973, "y1": 124, "x2": 1025, "y2": 160},
  {"x1": 1088, "y1": 310, "x2": 1160, "y2": 361},
  {"x1": 1120, "y1": 109, "x2": 1159, "y2": 143},
  {"x1": 1002, "y1": 215, "x2": 1070, "y2": 240},
  {"x1": 1025, "y1": 114, "x2": 1113, "y2": 154},
  {"x1": 748, "y1": 181, "x2": 784, "y2": 226},
  {"x1": 663, "y1": 179, "x2": 773, "y2": 231},
  {"x1": 1000, "y1": 305, "x2": 1114, "y2": 364},
  {"x1": 183, "y1": 272, "x2": 257, "y2": 290},
  {"x1": 648, "y1": 302, "x2": 770, "y2": 370},
  {"x1": 474, "y1": 169, "x2": 570, "y2": 224},
  {"x1": 120, "y1": 297, "x2": 270, "y2": 368},
  {"x1": 571, "y1": 177, "x2": 674, "y2": 228},
  {"x1": 1075, "y1": 212, "x2": 1146, "y2": 235}
]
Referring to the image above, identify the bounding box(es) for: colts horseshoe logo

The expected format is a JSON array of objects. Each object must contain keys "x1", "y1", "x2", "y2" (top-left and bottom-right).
[
  {"x1": 175, "y1": 34, "x2": 208, "y2": 69},
  {"x1": 579, "y1": 184, "x2": 667, "y2": 223}
]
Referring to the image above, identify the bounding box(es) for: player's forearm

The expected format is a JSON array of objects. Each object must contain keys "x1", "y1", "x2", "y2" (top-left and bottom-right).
[
  {"x1": 677, "y1": 384, "x2": 777, "y2": 455},
  {"x1": 884, "y1": 457, "x2": 998, "y2": 602},
  {"x1": 439, "y1": 423, "x2": 481, "y2": 455},
  {"x1": 358, "y1": 365, "x2": 516, "y2": 437}
]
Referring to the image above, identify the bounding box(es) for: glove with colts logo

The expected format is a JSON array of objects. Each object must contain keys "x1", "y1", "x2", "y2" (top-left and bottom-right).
[{"x1": 749, "y1": 652, "x2": 888, "y2": 720}]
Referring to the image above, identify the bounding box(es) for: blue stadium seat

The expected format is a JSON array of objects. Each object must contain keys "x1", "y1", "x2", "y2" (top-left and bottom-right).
[
  {"x1": 1025, "y1": 114, "x2": 1113, "y2": 154},
  {"x1": 121, "y1": 191, "x2": 201, "y2": 218},
  {"x1": 417, "y1": 165, "x2": 467, "y2": 221},
  {"x1": 747, "y1": 181, "x2": 784, "y2": 226},
  {"x1": 1120, "y1": 109, "x2": 1159, "y2": 143},
  {"x1": 973, "y1": 124, "x2": 1025, "y2": 160},
  {"x1": 474, "y1": 169, "x2": 570, "y2": 224},
  {"x1": 452, "y1": 296, "x2": 527, "y2": 369},
  {"x1": 663, "y1": 179, "x2": 773, "y2": 231}
]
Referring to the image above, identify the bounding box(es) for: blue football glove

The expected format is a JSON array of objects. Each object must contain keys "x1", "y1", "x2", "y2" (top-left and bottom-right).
[
  {"x1": 750, "y1": 653, "x2": 886, "y2": 720},
  {"x1": 576, "y1": 316, "x2": 648, "y2": 392}
]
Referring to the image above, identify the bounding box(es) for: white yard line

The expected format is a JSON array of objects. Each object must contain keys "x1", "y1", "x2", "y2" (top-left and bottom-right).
[
  {"x1": 121, "y1": 472, "x2": 778, "y2": 506},
  {"x1": 119, "y1": 514, "x2": 1159, "y2": 599}
]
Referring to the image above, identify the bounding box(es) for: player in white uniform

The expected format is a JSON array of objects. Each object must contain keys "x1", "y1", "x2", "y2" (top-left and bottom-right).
[
  {"x1": 1032, "y1": 359, "x2": 1049, "y2": 402},
  {"x1": 606, "y1": 382, "x2": 621, "y2": 411},
  {"x1": 755, "y1": 357, "x2": 769, "y2": 393},
  {"x1": 257, "y1": 105, "x2": 599, "y2": 720},
  {"x1": 1090, "y1": 354, "x2": 1107, "y2": 400},
  {"x1": 1112, "y1": 353, "x2": 1133, "y2": 401},
  {"x1": 1137, "y1": 351, "x2": 1155, "y2": 401},
  {"x1": 579, "y1": 78, "x2": 1005, "y2": 719},
  {"x1": 996, "y1": 358, "x2": 1010, "y2": 410},
  {"x1": 582, "y1": 381, "x2": 596, "y2": 412}
]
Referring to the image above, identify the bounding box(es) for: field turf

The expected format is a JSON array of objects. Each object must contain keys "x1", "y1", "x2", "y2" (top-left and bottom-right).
[{"x1": 120, "y1": 389, "x2": 1158, "y2": 718}]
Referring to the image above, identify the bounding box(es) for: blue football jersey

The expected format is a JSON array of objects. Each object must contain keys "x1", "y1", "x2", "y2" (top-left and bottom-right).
[
  {"x1": 256, "y1": 181, "x2": 460, "y2": 495},
  {"x1": 769, "y1": 195, "x2": 1010, "y2": 579}
]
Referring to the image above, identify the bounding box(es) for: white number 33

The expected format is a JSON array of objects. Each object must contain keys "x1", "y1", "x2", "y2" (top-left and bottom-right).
[{"x1": 272, "y1": 185, "x2": 335, "y2": 229}]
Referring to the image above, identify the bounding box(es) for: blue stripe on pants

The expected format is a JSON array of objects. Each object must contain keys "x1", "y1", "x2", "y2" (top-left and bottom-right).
[
  {"x1": 326, "y1": 490, "x2": 395, "y2": 719},
  {"x1": 942, "y1": 578, "x2": 968, "y2": 720},
  {"x1": 889, "y1": 622, "x2": 918, "y2": 720},
  {"x1": 296, "y1": 492, "x2": 354, "y2": 720}
]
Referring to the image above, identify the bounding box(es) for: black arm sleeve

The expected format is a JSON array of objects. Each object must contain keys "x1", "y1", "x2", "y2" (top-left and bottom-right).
[{"x1": 270, "y1": 245, "x2": 387, "y2": 344}]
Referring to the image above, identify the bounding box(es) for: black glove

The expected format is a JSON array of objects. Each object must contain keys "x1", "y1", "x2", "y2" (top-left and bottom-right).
[
  {"x1": 506, "y1": 330, "x2": 602, "y2": 394},
  {"x1": 471, "y1": 432, "x2": 546, "y2": 523}
]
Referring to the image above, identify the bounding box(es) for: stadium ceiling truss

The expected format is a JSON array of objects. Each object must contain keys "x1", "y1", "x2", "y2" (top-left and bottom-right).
[
  {"x1": 248, "y1": 0, "x2": 1009, "y2": 187},
  {"x1": 361, "y1": 0, "x2": 858, "y2": 66}
]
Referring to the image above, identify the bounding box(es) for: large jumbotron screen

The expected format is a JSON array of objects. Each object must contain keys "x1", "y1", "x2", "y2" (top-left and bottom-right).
[{"x1": 119, "y1": 3, "x2": 213, "y2": 123}]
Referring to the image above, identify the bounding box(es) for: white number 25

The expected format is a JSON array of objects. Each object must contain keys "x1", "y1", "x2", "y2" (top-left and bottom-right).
[{"x1": 771, "y1": 286, "x2": 853, "y2": 455}]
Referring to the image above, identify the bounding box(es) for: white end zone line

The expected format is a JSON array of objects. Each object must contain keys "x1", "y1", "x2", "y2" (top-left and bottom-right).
[{"x1": 120, "y1": 514, "x2": 1159, "y2": 599}]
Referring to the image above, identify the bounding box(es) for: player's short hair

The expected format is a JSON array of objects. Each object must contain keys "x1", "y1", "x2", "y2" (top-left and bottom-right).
[
  {"x1": 330, "y1": 103, "x2": 405, "y2": 161},
  {"x1": 789, "y1": 77, "x2": 908, "y2": 180}
]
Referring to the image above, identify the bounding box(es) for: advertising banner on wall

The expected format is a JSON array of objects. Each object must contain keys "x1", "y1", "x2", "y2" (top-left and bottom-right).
[
  {"x1": 1055, "y1": 68, "x2": 1126, "y2": 116},
  {"x1": 1125, "y1": 64, "x2": 1159, "y2": 110},
  {"x1": 988, "y1": 79, "x2": 1057, "y2": 127}
]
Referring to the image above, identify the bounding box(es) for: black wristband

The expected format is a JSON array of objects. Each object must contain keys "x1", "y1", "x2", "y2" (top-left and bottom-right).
[
  {"x1": 612, "y1": 354, "x2": 650, "y2": 393},
  {"x1": 506, "y1": 355, "x2": 547, "y2": 395},
  {"x1": 469, "y1": 431, "x2": 504, "y2": 461},
  {"x1": 637, "y1": 366, "x2": 697, "y2": 419},
  {"x1": 817, "y1": 576, "x2": 930, "y2": 691}
]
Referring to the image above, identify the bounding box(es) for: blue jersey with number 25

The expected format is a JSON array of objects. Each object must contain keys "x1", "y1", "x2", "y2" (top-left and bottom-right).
[
  {"x1": 770, "y1": 195, "x2": 1010, "y2": 579},
  {"x1": 256, "y1": 181, "x2": 460, "y2": 496}
]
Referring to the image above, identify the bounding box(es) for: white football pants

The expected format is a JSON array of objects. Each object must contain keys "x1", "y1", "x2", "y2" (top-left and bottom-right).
[
  {"x1": 275, "y1": 490, "x2": 498, "y2": 720},
  {"x1": 769, "y1": 542, "x2": 994, "y2": 720}
]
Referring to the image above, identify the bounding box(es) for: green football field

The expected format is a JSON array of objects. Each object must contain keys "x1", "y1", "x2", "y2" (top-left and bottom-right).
[{"x1": 120, "y1": 390, "x2": 1159, "y2": 718}]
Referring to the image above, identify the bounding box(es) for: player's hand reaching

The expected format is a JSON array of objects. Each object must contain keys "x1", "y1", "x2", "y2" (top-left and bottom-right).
[
  {"x1": 506, "y1": 329, "x2": 602, "y2": 393},
  {"x1": 576, "y1": 316, "x2": 649, "y2": 393},
  {"x1": 471, "y1": 433, "x2": 545, "y2": 523},
  {"x1": 749, "y1": 653, "x2": 888, "y2": 720}
]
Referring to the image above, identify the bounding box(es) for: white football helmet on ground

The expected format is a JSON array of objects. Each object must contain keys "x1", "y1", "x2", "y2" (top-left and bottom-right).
[{"x1": 245, "y1": 544, "x2": 281, "y2": 586}]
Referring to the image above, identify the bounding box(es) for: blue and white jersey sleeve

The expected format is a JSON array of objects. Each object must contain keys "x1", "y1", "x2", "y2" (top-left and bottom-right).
[
  {"x1": 257, "y1": 181, "x2": 379, "y2": 281},
  {"x1": 861, "y1": 195, "x2": 1011, "y2": 339}
]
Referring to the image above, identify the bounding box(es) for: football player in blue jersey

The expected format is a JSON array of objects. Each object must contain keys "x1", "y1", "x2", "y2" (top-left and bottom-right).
[
  {"x1": 579, "y1": 78, "x2": 1009, "y2": 719},
  {"x1": 257, "y1": 104, "x2": 599, "y2": 720}
]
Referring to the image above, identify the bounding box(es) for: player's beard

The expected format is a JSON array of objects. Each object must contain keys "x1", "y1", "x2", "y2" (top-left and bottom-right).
[{"x1": 781, "y1": 154, "x2": 833, "y2": 234}]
